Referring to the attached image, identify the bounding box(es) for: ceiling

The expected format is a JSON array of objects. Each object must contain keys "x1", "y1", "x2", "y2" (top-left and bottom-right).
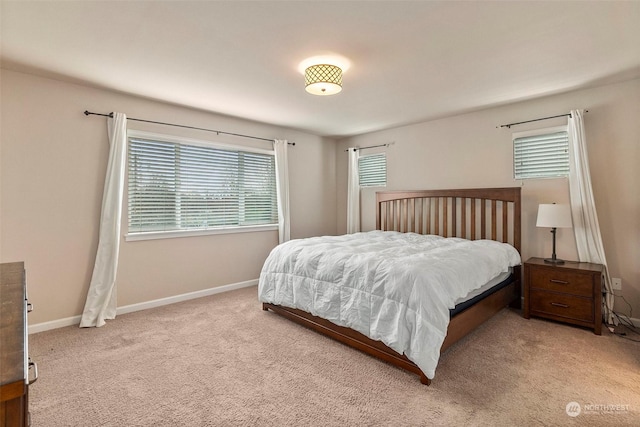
[{"x1": 2, "y1": 1, "x2": 639, "y2": 138}]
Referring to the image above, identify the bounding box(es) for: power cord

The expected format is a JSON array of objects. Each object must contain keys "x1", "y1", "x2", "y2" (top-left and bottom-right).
[{"x1": 604, "y1": 291, "x2": 640, "y2": 343}]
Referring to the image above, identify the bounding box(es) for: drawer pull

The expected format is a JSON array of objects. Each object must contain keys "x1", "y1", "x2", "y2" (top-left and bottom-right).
[
  {"x1": 28, "y1": 358, "x2": 38, "y2": 385},
  {"x1": 549, "y1": 279, "x2": 569, "y2": 285},
  {"x1": 550, "y1": 302, "x2": 569, "y2": 308}
]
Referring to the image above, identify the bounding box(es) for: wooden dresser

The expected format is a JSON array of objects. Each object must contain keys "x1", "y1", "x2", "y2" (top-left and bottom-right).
[
  {"x1": 1, "y1": 262, "x2": 34, "y2": 427},
  {"x1": 523, "y1": 257, "x2": 603, "y2": 335}
]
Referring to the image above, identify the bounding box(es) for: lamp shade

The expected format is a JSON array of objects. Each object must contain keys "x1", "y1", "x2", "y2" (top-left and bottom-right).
[
  {"x1": 305, "y1": 64, "x2": 342, "y2": 95},
  {"x1": 536, "y1": 204, "x2": 572, "y2": 228}
]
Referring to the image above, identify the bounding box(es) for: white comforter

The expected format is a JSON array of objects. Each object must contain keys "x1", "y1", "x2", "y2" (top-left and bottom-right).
[{"x1": 258, "y1": 231, "x2": 521, "y2": 379}]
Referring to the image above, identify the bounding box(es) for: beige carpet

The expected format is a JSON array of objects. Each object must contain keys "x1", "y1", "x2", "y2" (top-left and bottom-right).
[{"x1": 29, "y1": 286, "x2": 639, "y2": 426}]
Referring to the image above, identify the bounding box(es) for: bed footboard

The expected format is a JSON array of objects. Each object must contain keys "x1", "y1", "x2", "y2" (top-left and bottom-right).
[
  {"x1": 262, "y1": 302, "x2": 430, "y2": 384},
  {"x1": 262, "y1": 278, "x2": 518, "y2": 385}
]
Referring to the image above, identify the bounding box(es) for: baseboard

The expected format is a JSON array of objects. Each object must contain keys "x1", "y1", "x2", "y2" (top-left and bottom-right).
[
  {"x1": 608, "y1": 316, "x2": 640, "y2": 329},
  {"x1": 28, "y1": 279, "x2": 258, "y2": 334},
  {"x1": 28, "y1": 282, "x2": 637, "y2": 334},
  {"x1": 29, "y1": 314, "x2": 83, "y2": 334},
  {"x1": 116, "y1": 279, "x2": 257, "y2": 315}
]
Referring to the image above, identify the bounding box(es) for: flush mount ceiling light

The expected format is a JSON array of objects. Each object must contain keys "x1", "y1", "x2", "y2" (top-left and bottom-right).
[{"x1": 304, "y1": 64, "x2": 343, "y2": 96}]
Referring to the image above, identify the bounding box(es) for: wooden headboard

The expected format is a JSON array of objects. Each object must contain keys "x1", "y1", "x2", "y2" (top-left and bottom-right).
[{"x1": 376, "y1": 187, "x2": 521, "y2": 253}]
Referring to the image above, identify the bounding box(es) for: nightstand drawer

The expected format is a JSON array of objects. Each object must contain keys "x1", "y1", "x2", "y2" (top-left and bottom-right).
[
  {"x1": 529, "y1": 290, "x2": 593, "y2": 322},
  {"x1": 529, "y1": 267, "x2": 593, "y2": 297}
]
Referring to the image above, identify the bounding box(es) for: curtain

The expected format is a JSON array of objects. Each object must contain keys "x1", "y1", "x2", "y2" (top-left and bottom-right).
[
  {"x1": 80, "y1": 113, "x2": 127, "y2": 327},
  {"x1": 274, "y1": 139, "x2": 290, "y2": 244},
  {"x1": 567, "y1": 109, "x2": 614, "y2": 325},
  {"x1": 347, "y1": 148, "x2": 360, "y2": 233}
]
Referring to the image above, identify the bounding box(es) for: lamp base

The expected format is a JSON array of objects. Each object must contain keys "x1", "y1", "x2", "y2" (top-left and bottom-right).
[{"x1": 544, "y1": 258, "x2": 565, "y2": 265}]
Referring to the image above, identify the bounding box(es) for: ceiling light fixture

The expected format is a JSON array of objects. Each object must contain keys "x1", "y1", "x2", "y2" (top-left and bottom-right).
[{"x1": 304, "y1": 64, "x2": 343, "y2": 96}]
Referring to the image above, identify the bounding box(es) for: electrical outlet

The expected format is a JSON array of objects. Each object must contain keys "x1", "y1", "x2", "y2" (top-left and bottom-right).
[{"x1": 612, "y1": 278, "x2": 622, "y2": 290}]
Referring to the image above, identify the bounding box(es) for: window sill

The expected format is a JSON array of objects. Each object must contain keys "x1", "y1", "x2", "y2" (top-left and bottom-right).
[{"x1": 125, "y1": 224, "x2": 278, "y2": 242}]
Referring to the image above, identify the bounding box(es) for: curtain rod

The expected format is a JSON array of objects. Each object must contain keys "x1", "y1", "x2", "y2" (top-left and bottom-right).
[
  {"x1": 344, "y1": 142, "x2": 394, "y2": 152},
  {"x1": 497, "y1": 110, "x2": 588, "y2": 129},
  {"x1": 84, "y1": 111, "x2": 295, "y2": 145}
]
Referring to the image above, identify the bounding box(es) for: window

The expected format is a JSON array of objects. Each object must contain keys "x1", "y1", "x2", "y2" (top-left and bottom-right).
[
  {"x1": 127, "y1": 131, "x2": 277, "y2": 239},
  {"x1": 513, "y1": 126, "x2": 569, "y2": 179},
  {"x1": 358, "y1": 153, "x2": 387, "y2": 187}
]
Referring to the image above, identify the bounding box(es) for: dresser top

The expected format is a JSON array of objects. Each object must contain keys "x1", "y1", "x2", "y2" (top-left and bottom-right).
[
  {"x1": 525, "y1": 257, "x2": 604, "y2": 273},
  {"x1": 1, "y1": 262, "x2": 26, "y2": 385}
]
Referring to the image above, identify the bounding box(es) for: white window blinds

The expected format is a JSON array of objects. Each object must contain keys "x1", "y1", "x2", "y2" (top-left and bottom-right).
[
  {"x1": 128, "y1": 134, "x2": 277, "y2": 234},
  {"x1": 513, "y1": 129, "x2": 569, "y2": 179},
  {"x1": 358, "y1": 153, "x2": 387, "y2": 187}
]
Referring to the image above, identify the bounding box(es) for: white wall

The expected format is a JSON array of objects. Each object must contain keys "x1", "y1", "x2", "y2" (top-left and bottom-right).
[
  {"x1": 3, "y1": 68, "x2": 637, "y2": 326},
  {"x1": 337, "y1": 78, "x2": 640, "y2": 317},
  {"x1": 0, "y1": 69, "x2": 337, "y2": 325}
]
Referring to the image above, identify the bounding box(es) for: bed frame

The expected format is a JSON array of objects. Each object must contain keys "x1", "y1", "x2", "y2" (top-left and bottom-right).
[{"x1": 263, "y1": 187, "x2": 521, "y2": 385}]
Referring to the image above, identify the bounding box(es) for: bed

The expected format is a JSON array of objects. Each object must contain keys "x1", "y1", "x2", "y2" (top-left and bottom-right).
[{"x1": 260, "y1": 187, "x2": 522, "y2": 385}]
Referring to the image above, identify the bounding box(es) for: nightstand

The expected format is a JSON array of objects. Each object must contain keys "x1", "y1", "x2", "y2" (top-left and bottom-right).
[{"x1": 523, "y1": 257, "x2": 603, "y2": 335}]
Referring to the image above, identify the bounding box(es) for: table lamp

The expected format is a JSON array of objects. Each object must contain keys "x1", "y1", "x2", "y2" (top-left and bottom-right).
[{"x1": 536, "y1": 203, "x2": 573, "y2": 264}]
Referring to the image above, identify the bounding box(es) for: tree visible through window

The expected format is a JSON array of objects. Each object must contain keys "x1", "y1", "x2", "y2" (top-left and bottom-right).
[{"x1": 127, "y1": 133, "x2": 277, "y2": 234}]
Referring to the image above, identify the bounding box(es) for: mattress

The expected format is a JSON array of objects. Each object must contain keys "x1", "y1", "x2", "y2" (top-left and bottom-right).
[
  {"x1": 258, "y1": 231, "x2": 521, "y2": 378},
  {"x1": 450, "y1": 270, "x2": 513, "y2": 316}
]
